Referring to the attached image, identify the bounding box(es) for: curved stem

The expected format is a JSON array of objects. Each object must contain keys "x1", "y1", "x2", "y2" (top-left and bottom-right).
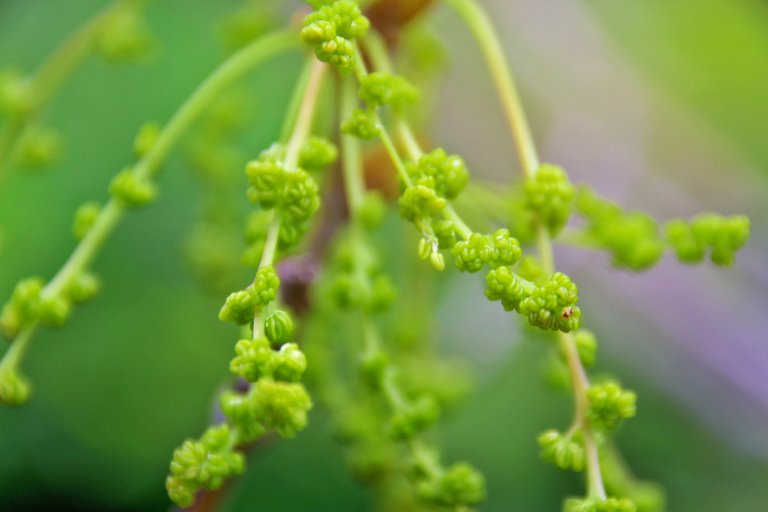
[
  {"x1": 0, "y1": 30, "x2": 298, "y2": 390},
  {"x1": 445, "y1": 0, "x2": 607, "y2": 498},
  {"x1": 0, "y1": 1, "x2": 129, "y2": 188},
  {"x1": 443, "y1": 0, "x2": 539, "y2": 177},
  {"x1": 248, "y1": 58, "x2": 326, "y2": 340}
]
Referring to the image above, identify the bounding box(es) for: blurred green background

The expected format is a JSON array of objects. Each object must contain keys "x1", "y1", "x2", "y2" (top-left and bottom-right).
[{"x1": 1, "y1": 1, "x2": 767, "y2": 511}]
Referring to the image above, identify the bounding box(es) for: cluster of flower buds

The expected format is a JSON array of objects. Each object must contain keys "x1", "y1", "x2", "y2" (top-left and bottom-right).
[
  {"x1": 414, "y1": 456, "x2": 486, "y2": 509},
  {"x1": 587, "y1": 380, "x2": 636, "y2": 431},
  {"x1": 452, "y1": 228, "x2": 522, "y2": 273},
  {"x1": 301, "y1": 0, "x2": 369, "y2": 73},
  {"x1": 525, "y1": 164, "x2": 575, "y2": 235},
  {"x1": 486, "y1": 268, "x2": 582, "y2": 332},
  {"x1": 665, "y1": 214, "x2": 750, "y2": 266},
  {"x1": 245, "y1": 146, "x2": 326, "y2": 249},
  {"x1": 94, "y1": 2, "x2": 154, "y2": 64},
  {"x1": 165, "y1": 424, "x2": 245, "y2": 507},
  {"x1": 0, "y1": 273, "x2": 100, "y2": 341},
  {"x1": 324, "y1": 230, "x2": 396, "y2": 313},
  {"x1": 538, "y1": 429, "x2": 585, "y2": 472},
  {"x1": 399, "y1": 148, "x2": 472, "y2": 270},
  {"x1": 575, "y1": 187, "x2": 665, "y2": 271}
]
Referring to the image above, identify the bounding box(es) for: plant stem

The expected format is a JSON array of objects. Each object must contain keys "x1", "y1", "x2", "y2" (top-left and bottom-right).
[
  {"x1": 284, "y1": 60, "x2": 326, "y2": 170},
  {"x1": 279, "y1": 58, "x2": 316, "y2": 144},
  {"x1": 340, "y1": 77, "x2": 366, "y2": 217},
  {"x1": 0, "y1": 0, "x2": 129, "y2": 190},
  {"x1": 0, "y1": 30, "x2": 298, "y2": 389},
  {"x1": 446, "y1": 0, "x2": 607, "y2": 499},
  {"x1": 443, "y1": 0, "x2": 539, "y2": 177},
  {"x1": 249, "y1": 58, "x2": 326, "y2": 338}
]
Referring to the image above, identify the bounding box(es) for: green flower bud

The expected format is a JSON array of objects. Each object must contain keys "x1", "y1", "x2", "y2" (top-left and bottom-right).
[
  {"x1": 453, "y1": 229, "x2": 522, "y2": 273},
  {"x1": 0, "y1": 67, "x2": 33, "y2": 118},
  {"x1": 253, "y1": 265, "x2": 280, "y2": 306},
  {"x1": 359, "y1": 72, "x2": 419, "y2": 111},
  {"x1": 359, "y1": 191, "x2": 387, "y2": 230},
  {"x1": 165, "y1": 475, "x2": 196, "y2": 508},
  {"x1": 218, "y1": 290, "x2": 256, "y2": 325},
  {"x1": 429, "y1": 251, "x2": 445, "y2": 271},
  {"x1": 366, "y1": 274, "x2": 396, "y2": 313},
  {"x1": 387, "y1": 395, "x2": 440, "y2": 441},
  {"x1": 166, "y1": 424, "x2": 244, "y2": 506},
  {"x1": 66, "y1": 272, "x2": 102, "y2": 304},
  {"x1": 304, "y1": 1, "x2": 369, "y2": 41},
  {"x1": 229, "y1": 337, "x2": 272, "y2": 382},
  {"x1": 315, "y1": 36, "x2": 356, "y2": 72},
  {"x1": 219, "y1": 390, "x2": 267, "y2": 443},
  {"x1": 341, "y1": 108, "x2": 379, "y2": 140},
  {"x1": 525, "y1": 164, "x2": 575, "y2": 235},
  {"x1": 251, "y1": 378, "x2": 312, "y2": 438},
  {"x1": 571, "y1": 329, "x2": 597, "y2": 368},
  {"x1": 538, "y1": 429, "x2": 585, "y2": 472},
  {"x1": 72, "y1": 202, "x2": 101, "y2": 241},
  {"x1": 399, "y1": 185, "x2": 446, "y2": 221},
  {"x1": 14, "y1": 125, "x2": 61, "y2": 170},
  {"x1": 519, "y1": 272, "x2": 581, "y2": 332},
  {"x1": 133, "y1": 121, "x2": 161, "y2": 158},
  {"x1": 587, "y1": 381, "x2": 636, "y2": 431},
  {"x1": 418, "y1": 462, "x2": 486, "y2": 507},
  {"x1": 485, "y1": 266, "x2": 531, "y2": 312},
  {"x1": 39, "y1": 294, "x2": 72, "y2": 328},
  {"x1": 576, "y1": 187, "x2": 664, "y2": 271},
  {"x1": 407, "y1": 148, "x2": 469, "y2": 200},
  {"x1": 245, "y1": 160, "x2": 284, "y2": 208},
  {"x1": 0, "y1": 277, "x2": 44, "y2": 340},
  {"x1": 299, "y1": 136, "x2": 338, "y2": 172},
  {"x1": 269, "y1": 343, "x2": 307, "y2": 382},
  {"x1": 109, "y1": 168, "x2": 157, "y2": 207},
  {"x1": 0, "y1": 368, "x2": 32, "y2": 406},
  {"x1": 264, "y1": 310, "x2": 294, "y2": 344},
  {"x1": 666, "y1": 214, "x2": 750, "y2": 267},
  {"x1": 95, "y1": 7, "x2": 154, "y2": 64},
  {"x1": 301, "y1": 20, "x2": 337, "y2": 46},
  {"x1": 359, "y1": 349, "x2": 390, "y2": 389}
]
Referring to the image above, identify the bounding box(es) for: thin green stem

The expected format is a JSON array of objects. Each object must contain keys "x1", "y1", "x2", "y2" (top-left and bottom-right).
[
  {"x1": 0, "y1": 1, "x2": 128, "y2": 188},
  {"x1": 0, "y1": 30, "x2": 298, "y2": 387},
  {"x1": 249, "y1": 57, "x2": 326, "y2": 338},
  {"x1": 377, "y1": 125, "x2": 413, "y2": 187},
  {"x1": 446, "y1": 0, "x2": 607, "y2": 498},
  {"x1": 284, "y1": 60, "x2": 326, "y2": 170},
  {"x1": 340, "y1": 77, "x2": 366, "y2": 217},
  {"x1": 0, "y1": 326, "x2": 34, "y2": 375},
  {"x1": 279, "y1": 57, "x2": 316, "y2": 144},
  {"x1": 443, "y1": 0, "x2": 539, "y2": 177}
]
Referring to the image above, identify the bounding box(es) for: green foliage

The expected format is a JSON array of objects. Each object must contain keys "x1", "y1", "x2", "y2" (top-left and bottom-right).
[{"x1": 564, "y1": 497, "x2": 637, "y2": 512}]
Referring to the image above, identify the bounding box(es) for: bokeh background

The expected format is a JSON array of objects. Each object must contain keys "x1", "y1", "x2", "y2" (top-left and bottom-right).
[{"x1": 1, "y1": 0, "x2": 767, "y2": 511}]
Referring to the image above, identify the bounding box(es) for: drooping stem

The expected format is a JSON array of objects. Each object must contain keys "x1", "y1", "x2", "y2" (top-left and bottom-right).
[
  {"x1": 443, "y1": 0, "x2": 539, "y2": 177},
  {"x1": 249, "y1": 58, "x2": 326, "y2": 338},
  {"x1": 444, "y1": 0, "x2": 607, "y2": 498},
  {"x1": 0, "y1": 0, "x2": 130, "y2": 189},
  {"x1": 0, "y1": 30, "x2": 298, "y2": 386}
]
